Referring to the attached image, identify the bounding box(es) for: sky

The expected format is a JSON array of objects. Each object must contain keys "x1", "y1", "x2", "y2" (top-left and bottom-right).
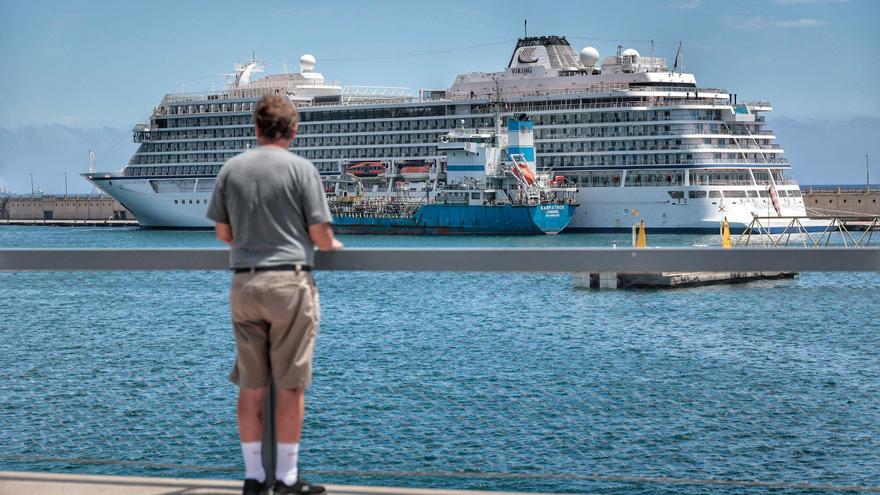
[{"x1": 0, "y1": 0, "x2": 877, "y2": 193}]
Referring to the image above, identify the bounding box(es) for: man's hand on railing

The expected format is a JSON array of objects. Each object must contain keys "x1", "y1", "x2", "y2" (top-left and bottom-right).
[
  {"x1": 326, "y1": 238, "x2": 344, "y2": 251},
  {"x1": 308, "y1": 223, "x2": 343, "y2": 251}
]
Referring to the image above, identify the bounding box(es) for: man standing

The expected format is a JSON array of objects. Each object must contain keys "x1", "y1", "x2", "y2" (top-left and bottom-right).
[{"x1": 207, "y1": 95, "x2": 342, "y2": 495}]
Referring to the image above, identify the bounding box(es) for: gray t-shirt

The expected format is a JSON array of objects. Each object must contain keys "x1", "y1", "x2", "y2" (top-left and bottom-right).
[{"x1": 206, "y1": 146, "x2": 332, "y2": 268}]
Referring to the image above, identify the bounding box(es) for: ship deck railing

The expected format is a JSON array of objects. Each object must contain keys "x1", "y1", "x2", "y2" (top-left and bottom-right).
[{"x1": 155, "y1": 84, "x2": 750, "y2": 114}]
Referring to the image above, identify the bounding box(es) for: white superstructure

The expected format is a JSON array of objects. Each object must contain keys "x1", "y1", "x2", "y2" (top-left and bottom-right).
[{"x1": 85, "y1": 35, "x2": 816, "y2": 232}]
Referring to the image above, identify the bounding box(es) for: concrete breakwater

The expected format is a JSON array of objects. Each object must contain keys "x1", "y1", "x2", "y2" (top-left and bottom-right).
[
  {"x1": 803, "y1": 186, "x2": 880, "y2": 217},
  {"x1": 0, "y1": 194, "x2": 134, "y2": 222}
]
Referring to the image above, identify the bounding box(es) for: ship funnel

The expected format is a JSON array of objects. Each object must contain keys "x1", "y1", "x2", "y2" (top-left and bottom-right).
[{"x1": 506, "y1": 117, "x2": 535, "y2": 171}]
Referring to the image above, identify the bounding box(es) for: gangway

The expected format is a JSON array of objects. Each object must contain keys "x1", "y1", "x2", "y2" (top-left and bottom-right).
[{"x1": 735, "y1": 215, "x2": 880, "y2": 248}]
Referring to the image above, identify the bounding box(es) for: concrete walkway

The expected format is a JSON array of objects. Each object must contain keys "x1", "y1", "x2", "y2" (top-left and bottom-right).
[{"x1": 0, "y1": 471, "x2": 551, "y2": 495}]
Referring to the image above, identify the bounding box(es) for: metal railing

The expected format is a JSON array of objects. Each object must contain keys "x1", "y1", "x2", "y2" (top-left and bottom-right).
[{"x1": 2, "y1": 247, "x2": 879, "y2": 273}]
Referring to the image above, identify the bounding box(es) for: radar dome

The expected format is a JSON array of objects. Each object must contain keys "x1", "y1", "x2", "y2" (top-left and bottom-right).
[
  {"x1": 579, "y1": 46, "x2": 600, "y2": 67},
  {"x1": 621, "y1": 48, "x2": 640, "y2": 58},
  {"x1": 299, "y1": 54, "x2": 316, "y2": 72}
]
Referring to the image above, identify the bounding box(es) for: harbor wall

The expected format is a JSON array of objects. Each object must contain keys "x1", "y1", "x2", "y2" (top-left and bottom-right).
[
  {"x1": 0, "y1": 195, "x2": 135, "y2": 221},
  {"x1": 802, "y1": 187, "x2": 880, "y2": 217}
]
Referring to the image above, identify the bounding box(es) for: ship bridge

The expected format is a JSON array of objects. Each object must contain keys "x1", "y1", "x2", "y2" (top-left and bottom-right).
[{"x1": 449, "y1": 35, "x2": 696, "y2": 99}]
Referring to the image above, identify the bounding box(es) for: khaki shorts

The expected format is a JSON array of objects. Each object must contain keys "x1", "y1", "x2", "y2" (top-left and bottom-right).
[{"x1": 229, "y1": 270, "x2": 320, "y2": 390}]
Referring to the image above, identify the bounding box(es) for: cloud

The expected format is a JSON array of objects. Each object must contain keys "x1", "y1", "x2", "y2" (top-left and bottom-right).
[
  {"x1": 724, "y1": 15, "x2": 827, "y2": 30},
  {"x1": 672, "y1": 0, "x2": 701, "y2": 9}
]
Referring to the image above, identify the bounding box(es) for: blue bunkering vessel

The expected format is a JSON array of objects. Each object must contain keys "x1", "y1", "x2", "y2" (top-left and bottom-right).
[{"x1": 328, "y1": 117, "x2": 578, "y2": 235}]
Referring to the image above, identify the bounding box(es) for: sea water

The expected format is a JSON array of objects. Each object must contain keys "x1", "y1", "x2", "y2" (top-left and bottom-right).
[{"x1": 1, "y1": 226, "x2": 878, "y2": 494}]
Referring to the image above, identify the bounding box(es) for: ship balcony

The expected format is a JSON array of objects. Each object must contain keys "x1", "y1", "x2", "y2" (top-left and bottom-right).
[{"x1": 132, "y1": 124, "x2": 151, "y2": 143}]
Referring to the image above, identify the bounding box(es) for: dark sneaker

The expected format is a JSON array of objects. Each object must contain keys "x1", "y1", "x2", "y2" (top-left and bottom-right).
[
  {"x1": 273, "y1": 478, "x2": 326, "y2": 494},
  {"x1": 243, "y1": 478, "x2": 267, "y2": 495}
]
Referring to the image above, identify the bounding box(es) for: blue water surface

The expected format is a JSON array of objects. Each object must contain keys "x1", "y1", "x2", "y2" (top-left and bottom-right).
[{"x1": 0, "y1": 226, "x2": 878, "y2": 494}]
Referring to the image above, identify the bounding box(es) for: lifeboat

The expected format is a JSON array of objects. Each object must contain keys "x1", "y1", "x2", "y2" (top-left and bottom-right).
[
  {"x1": 511, "y1": 162, "x2": 536, "y2": 185},
  {"x1": 400, "y1": 165, "x2": 430, "y2": 180},
  {"x1": 348, "y1": 161, "x2": 386, "y2": 177}
]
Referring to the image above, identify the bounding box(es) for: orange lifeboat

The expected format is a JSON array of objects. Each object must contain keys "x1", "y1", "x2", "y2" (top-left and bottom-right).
[
  {"x1": 400, "y1": 165, "x2": 430, "y2": 180},
  {"x1": 348, "y1": 161, "x2": 386, "y2": 177},
  {"x1": 512, "y1": 162, "x2": 536, "y2": 185}
]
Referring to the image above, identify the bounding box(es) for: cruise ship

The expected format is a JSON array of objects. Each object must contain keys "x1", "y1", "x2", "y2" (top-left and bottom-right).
[{"x1": 85, "y1": 35, "x2": 816, "y2": 232}]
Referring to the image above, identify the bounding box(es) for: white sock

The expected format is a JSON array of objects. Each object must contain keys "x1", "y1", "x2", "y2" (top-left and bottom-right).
[
  {"x1": 276, "y1": 442, "x2": 300, "y2": 485},
  {"x1": 241, "y1": 441, "x2": 265, "y2": 482}
]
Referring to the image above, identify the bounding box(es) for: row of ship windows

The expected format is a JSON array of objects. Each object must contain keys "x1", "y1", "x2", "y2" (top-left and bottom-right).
[
  {"x1": 681, "y1": 189, "x2": 801, "y2": 198},
  {"x1": 157, "y1": 99, "x2": 728, "y2": 125},
  {"x1": 131, "y1": 144, "x2": 780, "y2": 165},
  {"x1": 153, "y1": 115, "x2": 495, "y2": 132},
  {"x1": 158, "y1": 101, "x2": 256, "y2": 116},
  {"x1": 160, "y1": 101, "x2": 446, "y2": 120},
  {"x1": 573, "y1": 169, "x2": 789, "y2": 187},
  {"x1": 139, "y1": 124, "x2": 755, "y2": 145},
  {"x1": 128, "y1": 152, "x2": 780, "y2": 172},
  {"x1": 539, "y1": 154, "x2": 785, "y2": 167},
  {"x1": 150, "y1": 110, "x2": 728, "y2": 133},
  {"x1": 140, "y1": 133, "x2": 447, "y2": 152},
  {"x1": 538, "y1": 124, "x2": 766, "y2": 138},
  {"x1": 138, "y1": 135, "x2": 758, "y2": 153},
  {"x1": 538, "y1": 140, "x2": 704, "y2": 153},
  {"x1": 130, "y1": 146, "x2": 440, "y2": 165},
  {"x1": 129, "y1": 162, "x2": 339, "y2": 176}
]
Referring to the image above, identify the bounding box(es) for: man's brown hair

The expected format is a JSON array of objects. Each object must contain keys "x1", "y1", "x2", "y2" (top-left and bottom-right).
[{"x1": 254, "y1": 95, "x2": 299, "y2": 141}]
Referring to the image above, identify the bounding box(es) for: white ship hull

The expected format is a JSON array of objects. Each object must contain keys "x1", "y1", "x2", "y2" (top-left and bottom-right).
[
  {"x1": 87, "y1": 175, "x2": 214, "y2": 228},
  {"x1": 567, "y1": 184, "x2": 828, "y2": 232},
  {"x1": 86, "y1": 174, "x2": 829, "y2": 233}
]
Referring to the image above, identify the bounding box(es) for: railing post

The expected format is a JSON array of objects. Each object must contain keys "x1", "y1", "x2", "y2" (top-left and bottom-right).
[{"x1": 262, "y1": 381, "x2": 277, "y2": 485}]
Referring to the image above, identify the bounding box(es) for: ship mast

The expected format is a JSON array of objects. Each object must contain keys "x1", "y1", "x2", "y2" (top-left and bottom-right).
[
  {"x1": 88, "y1": 148, "x2": 97, "y2": 194},
  {"x1": 491, "y1": 75, "x2": 503, "y2": 146}
]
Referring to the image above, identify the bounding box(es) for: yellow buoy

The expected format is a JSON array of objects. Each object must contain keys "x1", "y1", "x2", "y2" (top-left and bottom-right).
[
  {"x1": 636, "y1": 219, "x2": 647, "y2": 248},
  {"x1": 721, "y1": 216, "x2": 731, "y2": 248}
]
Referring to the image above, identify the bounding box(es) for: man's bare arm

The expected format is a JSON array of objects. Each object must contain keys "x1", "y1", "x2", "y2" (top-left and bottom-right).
[
  {"x1": 215, "y1": 222, "x2": 233, "y2": 245},
  {"x1": 308, "y1": 222, "x2": 343, "y2": 251}
]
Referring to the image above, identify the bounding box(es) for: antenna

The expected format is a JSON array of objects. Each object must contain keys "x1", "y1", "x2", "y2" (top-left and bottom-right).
[
  {"x1": 673, "y1": 42, "x2": 683, "y2": 72},
  {"x1": 88, "y1": 148, "x2": 98, "y2": 194},
  {"x1": 524, "y1": 19, "x2": 527, "y2": 37},
  {"x1": 867, "y1": 154, "x2": 871, "y2": 190},
  {"x1": 651, "y1": 39, "x2": 655, "y2": 59}
]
